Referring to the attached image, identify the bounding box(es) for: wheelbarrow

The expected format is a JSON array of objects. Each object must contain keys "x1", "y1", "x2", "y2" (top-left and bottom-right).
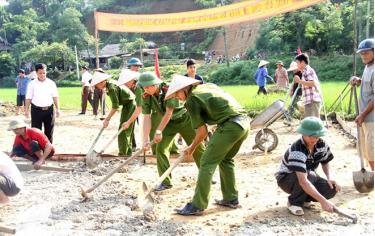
[{"x1": 250, "y1": 99, "x2": 288, "y2": 152}]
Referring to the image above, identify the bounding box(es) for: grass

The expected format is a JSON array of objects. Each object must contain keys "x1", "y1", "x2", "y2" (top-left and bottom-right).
[{"x1": 0, "y1": 81, "x2": 355, "y2": 117}]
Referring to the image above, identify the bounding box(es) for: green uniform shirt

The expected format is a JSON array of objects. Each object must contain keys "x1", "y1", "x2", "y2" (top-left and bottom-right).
[
  {"x1": 185, "y1": 83, "x2": 246, "y2": 129},
  {"x1": 106, "y1": 80, "x2": 136, "y2": 109},
  {"x1": 141, "y1": 82, "x2": 186, "y2": 120},
  {"x1": 134, "y1": 86, "x2": 143, "y2": 107}
]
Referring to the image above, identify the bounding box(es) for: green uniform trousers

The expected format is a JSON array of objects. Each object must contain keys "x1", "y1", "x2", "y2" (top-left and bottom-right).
[
  {"x1": 118, "y1": 104, "x2": 136, "y2": 156},
  {"x1": 150, "y1": 113, "x2": 179, "y2": 154},
  {"x1": 156, "y1": 114, "x2": 205, "y2": 186},
  {"x1": 192, "y1": 120, "x2": 249, "y2": 209}
]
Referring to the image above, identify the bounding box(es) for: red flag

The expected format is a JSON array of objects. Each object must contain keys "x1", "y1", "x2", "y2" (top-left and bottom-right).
[
  {"x1": 297, "y1": 47, "x2": 302, "y2": 55},
  {"x1": 154, "y1": 48, "x2": 161, "y2": 79}
]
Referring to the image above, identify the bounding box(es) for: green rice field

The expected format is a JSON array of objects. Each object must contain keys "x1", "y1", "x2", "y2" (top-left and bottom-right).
[{"x1": 0, "y1": 81, "x2": 355, "y2": 117}]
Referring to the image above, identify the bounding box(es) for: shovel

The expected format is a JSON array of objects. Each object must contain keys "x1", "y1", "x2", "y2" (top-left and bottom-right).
[
  {"x1": 141, "y1": 153, "x2": 186, "y2": 210},
  {"x1": 80, "y1": 143, "x2": 152, "y2": 201},
  {"x1": 86, "y1": 126, "x2": 105, "y2": 159},
  {"x1": 333, "y1": 206, "x2": 358, "y2": 224},
  {"x1": 352, "y1": 86, "x2": 374, "y2": 193},
  {"x1": 86, "y1": 127, "x2": 125, "y2": 169}
]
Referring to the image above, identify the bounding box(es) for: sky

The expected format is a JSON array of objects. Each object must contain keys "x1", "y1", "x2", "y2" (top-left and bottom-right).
[{"x1": 0, "y1": 0, "x2": 8, "y2": 6}]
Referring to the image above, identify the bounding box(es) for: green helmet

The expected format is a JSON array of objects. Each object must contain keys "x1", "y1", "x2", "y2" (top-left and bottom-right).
[
  {"x1": 127, "y1": 57, "x2": 143, "y2": 67},
  {"x1": 297, "y1": 117, "x2": 327, "y2": 137},
  {"x1": 137, "y1": 72, "x2": 163, "y2": 87}
]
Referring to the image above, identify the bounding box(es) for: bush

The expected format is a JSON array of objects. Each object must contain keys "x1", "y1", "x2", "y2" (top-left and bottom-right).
[
  {"x1": 108, "y1": 56, "x2": 123, "y2": 69},
  {"x1": 0, "y1": 52, "x2": 16, "y2": 79},
  {"x1": 204, "y1": 54, "x2": 364, "y2": 85}
]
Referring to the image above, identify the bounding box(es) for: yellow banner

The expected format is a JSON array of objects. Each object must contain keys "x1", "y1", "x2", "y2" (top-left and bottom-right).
[{"x1": 95, "y1": 0, "x2": 324, "y2": 33}]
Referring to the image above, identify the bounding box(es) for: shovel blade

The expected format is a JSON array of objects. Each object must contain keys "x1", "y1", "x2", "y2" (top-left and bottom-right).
[
  {"x1": 353, "y1": 169, "x2": 374, "y2": 193},
  {"x1": 140, "y1": 182, "x2": 155, "y2": 211},
  {"x1": 86, "y1": 150, "x2": 102, "y2": 169}
]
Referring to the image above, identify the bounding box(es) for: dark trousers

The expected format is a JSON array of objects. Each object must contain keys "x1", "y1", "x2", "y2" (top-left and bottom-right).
[
  {"x1": 81, "y1": 86, "x2": 93, "y2": 113},
  {"x1": 276, "y1": 171, "x2": 337, "y2": 207},
  {"x1": 12, "y1": 141, "x2": 53, "y2": 163},
  {"x1": 31, "y1": 104, "x2": 55, "y2": 143},
  {"x1": 257, "y1": 86, "x2": 267, "y2": 95},
  {"x1": 93, "y1": 88, "x2": 106, "y2": 116}
]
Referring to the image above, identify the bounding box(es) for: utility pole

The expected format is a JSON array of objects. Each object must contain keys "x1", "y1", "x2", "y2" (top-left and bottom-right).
[{"x1": 221, "y1": 0, "x2": 230, "y2": 68}]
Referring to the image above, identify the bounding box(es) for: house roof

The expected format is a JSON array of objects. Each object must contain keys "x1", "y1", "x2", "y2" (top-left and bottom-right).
[{"x1": 80, "y1": 41, "x2": 157, "y2": 59}]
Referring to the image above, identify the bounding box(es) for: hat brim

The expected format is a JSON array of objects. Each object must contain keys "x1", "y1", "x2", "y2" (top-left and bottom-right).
[
  {"x1": 287, "y1": 66, "x2": 299, "y2": 72},
  {"x1": 258, "y1": 62, "x2": 269, "y2": 67},
  {"x1": 7, "y1": 124, "x2": 26, "y2": 131},
  {"x1": 137, "y1": 77, "x2": 163, "y2": 87},
  {"x1": 165, "y1": 81, "x2": 200, "y2": 100},
  {"x1": 356, "y1": 48, "x2": 373, "y2": 53},
  {"x1": 297, "y1": 126, "x2": 327, "y2": 137}
]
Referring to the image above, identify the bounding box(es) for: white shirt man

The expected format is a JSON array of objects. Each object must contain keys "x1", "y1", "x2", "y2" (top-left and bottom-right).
[{"x1": 25, "y1": 63, "x2": 59, "y2": 143}]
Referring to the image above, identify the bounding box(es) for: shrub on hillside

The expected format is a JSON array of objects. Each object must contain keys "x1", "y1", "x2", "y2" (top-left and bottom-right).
[{"x1": 109, "y1": 56, "x2": 124, "y2": 69}]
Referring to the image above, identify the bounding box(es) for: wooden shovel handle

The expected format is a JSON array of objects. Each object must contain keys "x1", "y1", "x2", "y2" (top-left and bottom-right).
[
  {"x1": 85, "y1": 142, "x2": 154, "y2": 194},
  {"x1": 0, "y1": 225, "x2": 16, "y2": 234},
  {"x1": 144, "y1": 153, "x2": 186, "y2": 198}
]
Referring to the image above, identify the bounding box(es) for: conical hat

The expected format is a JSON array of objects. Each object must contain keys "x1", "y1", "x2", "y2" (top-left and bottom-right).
[
  {"x1": 287, "y1": 62, "x2": 299, "y2": 72},
  {"x1": 258, "y1": 60, "x2": 269, "y2": 68},
  {"x1": 28, "y1": 71, "x2": 37, "y2": 80},
  {"x1": 90, "y1": 70, "x2": 112, "y2": 86},
  {"x1": 165, "y1": 74, "x2": 201, "y2": 100},
  {"x1": 117, "y1": 69, "x2": 140, "y2": 86}
]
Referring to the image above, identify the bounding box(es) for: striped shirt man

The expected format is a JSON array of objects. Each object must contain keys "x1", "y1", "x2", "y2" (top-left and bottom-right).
[{"x1": 276, "y1": 137, "x2": 334, "y2": 176}]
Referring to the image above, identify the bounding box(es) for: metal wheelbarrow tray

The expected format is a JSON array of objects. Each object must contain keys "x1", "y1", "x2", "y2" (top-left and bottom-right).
[{"x1": 250, "y1": 99, "x2": 286, "y2": 152}]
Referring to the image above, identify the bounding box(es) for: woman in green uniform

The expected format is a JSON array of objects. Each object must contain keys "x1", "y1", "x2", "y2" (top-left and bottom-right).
[
  {"x1": 90, "y1": 68, "x2": 137, "y2": 156},
  {"x1": 165, "y1": 75, "x2": 250, "y2": 215},
  {"x1": 137, "y1": 72, "x2": 205, "y2": 191}
]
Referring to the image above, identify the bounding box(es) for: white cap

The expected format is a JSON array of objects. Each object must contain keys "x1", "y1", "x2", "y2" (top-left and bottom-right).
[
  {"x1": 8, "y1": 119, "x2": 27, "y2": 131},
  {"x1": 90, "y1": 70, "x2": 112, "y2": 86},
  {"x1": 165, "y1": 74, "x2": 201, "y2": 100},
  {"x1": 117, "y1": 69, "x2": 140, "y2": 86},
  {"x1": 287, "y1": 61, "x2": 298, "y2": 72},
  {"x1": 258, "y1": 60, "x2": 269, "y2": 68}
]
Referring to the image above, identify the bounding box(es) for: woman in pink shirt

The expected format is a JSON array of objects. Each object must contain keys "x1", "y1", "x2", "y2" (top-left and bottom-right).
[{"x1": 274, "y1": 61, "x2": 289, "y2": 89}]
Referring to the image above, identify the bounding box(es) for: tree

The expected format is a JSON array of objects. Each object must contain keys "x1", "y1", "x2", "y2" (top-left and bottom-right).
[
  {"x1": 253, "y1": 1, "x2": 368, "y2": 55},
  {"x1": 53, "y1": 7, "x2": 92, "y2": 51},
  {"x1": 21, "y1": 42, "x2": 76, "y2": 70},
  {"x1": 120, "y1": 37, "x2": 147, "y2": 54},
  {"x1": 4, "y1": 8, "x2": 49, "y2": 63}
]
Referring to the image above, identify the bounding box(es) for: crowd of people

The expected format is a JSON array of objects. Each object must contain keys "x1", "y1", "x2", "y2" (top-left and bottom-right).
[{"x1": 2, "y1": 39, "x2": 373, "y2": 218}]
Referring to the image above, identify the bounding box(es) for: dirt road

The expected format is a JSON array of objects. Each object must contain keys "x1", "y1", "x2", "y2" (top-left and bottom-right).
[{"x1": 0, "y1": 111, "x2": 373, "y2": 235}]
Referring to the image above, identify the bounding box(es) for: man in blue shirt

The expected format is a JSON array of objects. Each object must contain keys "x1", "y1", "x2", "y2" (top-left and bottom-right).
[
  {"x1": 254, "y1": 60, "x2": 274, "y2": 95},
  {"x1": 15, "y1": 69, "x2": 30, "y2": 115}
]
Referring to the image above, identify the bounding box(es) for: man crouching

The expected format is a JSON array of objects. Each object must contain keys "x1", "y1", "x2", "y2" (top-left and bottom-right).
[
  {"x1": 275, "y1": 117, "x2": 341, "y2": 216},
  {"x1": 8, "y1": 119, "x2": 55, "y2": 170}
]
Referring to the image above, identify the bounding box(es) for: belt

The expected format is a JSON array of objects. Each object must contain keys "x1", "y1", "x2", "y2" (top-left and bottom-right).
[
  {"x1": 31, "y1": 104, "x2": 53, "y2": 111},
  {"x1": 220, "y1": 114, "x2": 250, "y2": 129}
]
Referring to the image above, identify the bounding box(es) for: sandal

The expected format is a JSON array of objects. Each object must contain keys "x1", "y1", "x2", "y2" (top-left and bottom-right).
[
  {"x1": 214, "y1": 199, "x2": 241, "y2": 209},
  {"x1": 303, "y1": 202, "x2": 315, "y2": 209},
  {"x1": 287, "y1": 201, "x2": 304, "y2": 216}
]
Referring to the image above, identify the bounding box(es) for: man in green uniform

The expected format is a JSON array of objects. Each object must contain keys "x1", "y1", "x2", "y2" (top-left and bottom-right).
[
  {"x1": 165, "y1": 75, "x2": 250, "y2": 215},
  {"x1": 137, "y1": 72, "x2": 205, "y2": 191},
  {"x1": 91, "y1": 68, "x2": 137, "y2": 156}
]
